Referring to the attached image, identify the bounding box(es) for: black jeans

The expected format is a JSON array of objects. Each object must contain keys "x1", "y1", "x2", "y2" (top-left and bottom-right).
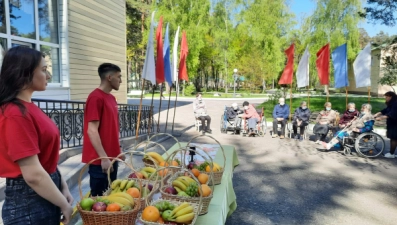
[
  {"x1": 293, "y1": 121, "x2": 308, "y2": 135},
  {"x1": 198, "y1": 116, "x2": 211, "y2": 131},
  {"x1": 88, "y1": 161, "x2": 118, "y2": 196},
  {"x1": 273, "y1": 119, "x2": 286, "y2": 136},
  {"x1": 2, "y1": 170, "x2": 61, "y2": 225}
]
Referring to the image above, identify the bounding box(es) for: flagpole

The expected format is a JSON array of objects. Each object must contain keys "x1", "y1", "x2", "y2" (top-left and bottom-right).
[
  {"x1": 307, "y1": 85, "x2": 310, "y2": 108},
  {"x1": 368, "y1": 87, "x2": 371, "y2": 103},
  {"x1": 290, "y1": 83, "x2": 292, "y2": 123},
  {"x1": 171, "y1": 81, "x2": 179, "y2": 133},
  {"x1": 136, "y1": 79, "x2": 146, "y2": 140},
  {"x1": 147, "y1": 84, "x2": 155, "y2": 137},
  {"x1": 157, "y1": 83, "x2": 164, "y2": 132},
  {"x1": 164, "y1": 85, "x2": 173, "y2": 133},
  {"x1": 345, "y1": 87, "x2": 348, "y2": 109},
  {"x1": 326, "y1": 85, "x2": 329, "y2": 102}
]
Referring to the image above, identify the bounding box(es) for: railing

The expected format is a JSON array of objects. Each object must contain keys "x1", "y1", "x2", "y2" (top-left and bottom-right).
[{"x1": 32, "y1": 99, "x2": 154, "y2": 149}]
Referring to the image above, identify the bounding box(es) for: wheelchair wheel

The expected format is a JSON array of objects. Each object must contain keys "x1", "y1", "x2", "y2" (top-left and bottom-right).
[
  {"x1": 220, "y1": 115, "x2": 227, "y2": 133},
  {"x1": 355, "y1": 132, "x2": 385, "y2": 158}
]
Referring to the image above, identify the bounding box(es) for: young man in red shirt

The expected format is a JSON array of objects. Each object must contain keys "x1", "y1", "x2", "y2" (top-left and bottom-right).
[{"x1": 82, "y1": 63, "x2": 122, "y2": 196}]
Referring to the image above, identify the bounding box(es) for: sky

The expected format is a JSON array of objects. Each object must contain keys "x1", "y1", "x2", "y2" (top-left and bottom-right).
[{"x1": 290, "y1": 0, "x2": 397, "y2": 37}]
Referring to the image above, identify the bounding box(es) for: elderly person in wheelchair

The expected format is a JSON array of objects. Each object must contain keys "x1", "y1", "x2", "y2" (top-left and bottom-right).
[
  {"x1": 227, "y1": 103, "x2": 243, "y2": 130},
  {"x1": 239, "y1": 101, "x2": 260, "y2": 135},
  {"x1": 320, "y1": 104, "x2": 374, "y2": 151}
]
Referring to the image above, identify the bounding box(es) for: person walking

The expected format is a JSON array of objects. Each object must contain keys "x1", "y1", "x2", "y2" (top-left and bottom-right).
[
  {"x1": 272, "y1": 98, "x2": 290, "y2": 139},
  {"x1": 374, "y1": 91, "x2": 397, "y2": 158},
  {"x1": 0, "y1": 46, "x2": 73, "y2": 224},
  {"x1": 82, "y1": 63, "x2": 123, "y2": 196}
]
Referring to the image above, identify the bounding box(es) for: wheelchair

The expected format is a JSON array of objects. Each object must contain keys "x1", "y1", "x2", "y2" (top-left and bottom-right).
[
  {"x1": 240, "y1": 107, "x2": 267, "y2": 137},
  {"x1": 220, "y1": 106, "x2": 243, "y2": 134},
  {"x1": 341, "y1": 131, "x2": 385, "y2": 158}
]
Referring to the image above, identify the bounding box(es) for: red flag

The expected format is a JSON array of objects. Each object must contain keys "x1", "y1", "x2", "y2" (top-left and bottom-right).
[
  {"x1": 278, "y1": 44, "x2": 295, "y2": 85},
  {"x1": 178, "y1": 31, "x2": 189, "y2": 81},
  {"x1": 316, "y1": 43, "x2": 330, "y2": 85},
  {"x1": 155, "y1": 16, "x2": 165, "y2": 84}
]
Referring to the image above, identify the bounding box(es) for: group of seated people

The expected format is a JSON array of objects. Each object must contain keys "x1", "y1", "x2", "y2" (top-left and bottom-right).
[{"x1": 270, "y1": 97, "x2": 376, "y2": 150}]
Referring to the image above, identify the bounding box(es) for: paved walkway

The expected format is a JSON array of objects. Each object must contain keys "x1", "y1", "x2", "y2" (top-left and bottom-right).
[{"x1": 152, "y1": 98, "x2": 397, "y2": 225}]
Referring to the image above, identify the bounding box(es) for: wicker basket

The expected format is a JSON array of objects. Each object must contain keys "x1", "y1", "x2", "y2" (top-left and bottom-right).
[
  {"x1": 187, "y1": 134, "x2": 226, "y2": 185},
  {"x1": 161, "y1": 165, "x2": 214, "y2": 215},
  {"x1": 143, "y1": 133, "x2": 182, "y2": 170},
  {"x1": 77, "y1": 157, "x2": 141, "y2": 225},
  {"x1": 139, "y1": 199, "x2": 200, "y2": 225}
]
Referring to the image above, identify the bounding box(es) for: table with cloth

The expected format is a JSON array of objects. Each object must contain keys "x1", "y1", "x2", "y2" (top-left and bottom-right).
[{"x1": 163, "y1": 142, "x2": 239, "y2": 225}]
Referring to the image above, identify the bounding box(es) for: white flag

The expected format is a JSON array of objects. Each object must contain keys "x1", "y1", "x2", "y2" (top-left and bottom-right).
[
  {"x1": 172, "y1": 26, "x2": 180, "y2": 82},
  {"x1": 296, "y1": 47, "x2": 310, "y2": 88},
  {"x1": 353, "y1": 43, "x2": 372, "y2": 88},
  {"x1": 142, "y1": 11, "x2": 156, "y2": 85}
]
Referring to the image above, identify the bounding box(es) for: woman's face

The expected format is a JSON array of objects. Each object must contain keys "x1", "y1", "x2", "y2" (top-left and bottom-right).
[
  {"x1": 348, "y1": 105, "x2": 355, "y2": 111},
  {"x1": 301, "y1": 103, "x2": 307, "y2": 108},
  {"x1": 385, "y1": 95, "x2": 391, "y2": 103},
  {"x1": 31, "y1": 57, "x2": 49, "y2": 91}
]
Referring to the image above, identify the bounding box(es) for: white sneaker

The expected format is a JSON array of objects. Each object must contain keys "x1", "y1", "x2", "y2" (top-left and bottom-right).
[{"x1": 384, "y1": 153, "x2": 395, "y2": 159}]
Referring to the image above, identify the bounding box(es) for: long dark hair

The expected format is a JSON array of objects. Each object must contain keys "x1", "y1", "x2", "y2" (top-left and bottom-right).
[
  {"x1": 0, "y1": 46, "x2": 44, "y2": 114},
  {"x1": 385, "y1": 91, "x2": 397, "y2": 106}
]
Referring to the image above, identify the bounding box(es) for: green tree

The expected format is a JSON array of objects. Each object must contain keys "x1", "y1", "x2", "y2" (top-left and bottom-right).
[{"x1": 360, "y1": 0, "x2": 397, "y2": 26}]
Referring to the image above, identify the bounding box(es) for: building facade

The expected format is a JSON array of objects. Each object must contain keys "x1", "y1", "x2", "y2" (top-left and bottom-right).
[{"x1": 0, "y1": 0, "x2": 127, "y2": 103}]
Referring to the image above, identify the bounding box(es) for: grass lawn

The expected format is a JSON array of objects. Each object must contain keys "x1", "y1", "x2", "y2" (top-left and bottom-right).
[
  {"x1": 138, "y1": 93, "x2": 269, "y2": 98},
  {"x1": 258, "y1": 96, "x2": 386, "y2": 120}
]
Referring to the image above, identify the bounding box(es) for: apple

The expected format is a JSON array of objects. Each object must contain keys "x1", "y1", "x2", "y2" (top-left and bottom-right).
[
  {"x1": 164, "y1": 187, "x2": 177, "y2": 195},
  {"x1": 80, "y1": 198, "x2": 95, "y2": 211},
  {"x1": 92, "y1": 202, "x2": 107, "y2": 212},
  {"x1": 129, "y1": 173, "x2": 138, "y2": 178}
]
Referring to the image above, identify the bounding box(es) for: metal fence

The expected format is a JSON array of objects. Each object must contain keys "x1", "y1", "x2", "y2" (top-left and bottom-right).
[{"x1": 32, "y1": 99, "x2": 154, "y2": 149}]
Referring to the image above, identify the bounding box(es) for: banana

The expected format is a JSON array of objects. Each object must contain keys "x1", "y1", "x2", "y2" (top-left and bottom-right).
[
  {"x1": 119, "y1": 180, "x2": 128, "y2": 191},
  {"x1": 111, "y1": 179, "x2": 122, "y2": 189},
  {"x1": 173, "y1": 205, "x2": 194, "y2": 217},
  {"x1": 171, "y1": 202, "x2": 190, "y2": 216},
  {"x1": 175, "y1": 212, "x2": 195, "y2": 223},
  {"x1": 176, "y1": 177, "x2": 190, "y2": 187},
  {"x1": 141, "y1": 167, "x2": 157, "y2": 174},
  {"x1": 125, "y1": 180, "x2": 135, "y2": 190},
  {"x1": 110, "y1": 192, "x2": 135, "y2": 206},
  {"x1": 172, "y1": 180, "x2": 187, "y2": 191},
  {"x1": 213, "y1": 162, "x2": 222, "y2": 171},
  {"x1": 111, "y1": 186, "x2": 120, "y2": 194},
  {"x1": 174, "y1": 186, "x2": 183, "y2": 193},
  {"x1": 179, "y1": 176, "x2": 196, "y2": 184},
  {"x1": 144, "y1": 152, "x2": 164, "y2": 163},
  {"x1": 102, "y1": 196, "x2": 133, "y2": 208},
  {"x1": 140, "y1": 170, "x2": 149, "y2": 179}
]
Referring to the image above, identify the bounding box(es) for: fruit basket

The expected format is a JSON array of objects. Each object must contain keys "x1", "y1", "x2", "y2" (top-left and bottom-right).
[
  {"x1": 105, "y1": 151, "x2": 160, "y2": 211},
  {"x1": 77, "y1": 157, "x2": 141, "y2": 225},
  {"x1": 142, "y1": 133, "x2": 183, "y2": 174},
  {"x1": 139, "y1": 199, "x2": 201, "y2": 224},
  {"x1": 160, "y1": 148, "x2": 215, "y2": 215},
  {"x1": 186, "y1": 134, "x2": 226, "y2": 185}
]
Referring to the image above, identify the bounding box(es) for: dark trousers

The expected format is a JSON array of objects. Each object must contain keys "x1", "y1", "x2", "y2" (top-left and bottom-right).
[
  {"x1": 2, "y1": 170, "x2": 61, "y2": 225},
  {"x1": 273, "y1": 119, "x2": 286, "y2": 135},
  {"x1": 88, "y1": 161, "x2": 118, "y2": 196},
  {"x1": 198, "y1": 116, "x2": 211, "y2": 131},
  {"x1": 315, "y1": 134, "x2": 327, "y2": 142},
  {"x1": 293, "y1": 121, "x2": 308, "y2": 135}
]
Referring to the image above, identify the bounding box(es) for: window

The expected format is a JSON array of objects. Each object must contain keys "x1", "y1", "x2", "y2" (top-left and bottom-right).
[{"x1": 0, "y1": 0, "x2": 60, "y2": 84}]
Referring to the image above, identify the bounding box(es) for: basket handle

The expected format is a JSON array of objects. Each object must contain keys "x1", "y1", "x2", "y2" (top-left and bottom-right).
[
  {"x1": 147, "y1": 133, "x2": 182, "y2": 151},
  {"x1": 186, "y1": 134, "x2": 226, "y2": 170},
  {"x1": 78, "y1": 157, "x2": 135, "y2": 199},
  {"x1": 109, "y1": 151, "x2": 159, "y2": 197},
  {"x1": 162, "y1": 147, "x2": 215, "y2": 191}
]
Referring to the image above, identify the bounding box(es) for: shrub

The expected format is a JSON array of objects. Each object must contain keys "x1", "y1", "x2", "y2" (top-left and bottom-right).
[{"x1": 184, "y1": 84, "x2": 196, "y2": 96}]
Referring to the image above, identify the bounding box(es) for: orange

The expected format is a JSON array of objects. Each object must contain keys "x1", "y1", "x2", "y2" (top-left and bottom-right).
[
  {"x1": 126, "y1": 187, "x2": 141, "y2": 198},
  {"x1": 159, "y1": 161, "x2": 169, "y2": 167},
  {"x1": 191, "y1": 168, "x2": 200, "y2": 178},
  {"x1": 142, "y1": 206, "x2": 160, "y2": 222},
  {"x1": 170, "y1": 160, "x2": 179, "y2": 166},
  {"x1": 197, "y1": 173, "x2": 209, "y2": 184},
  {"x1": 158, "y1": 168, "x2": 168, "y2": 177},
  {"x1": 106, "y1": 203, "x2": 121, "y2": 211},
  {"x1": 157, "y1": 216, "x2": 165, "y2": 224},
  {"x1": 198, "y1": 184, "x2": 212, "y2": 197},
  {"x1": 135, "y1": 172, "x2": 144, "y2": 179}
]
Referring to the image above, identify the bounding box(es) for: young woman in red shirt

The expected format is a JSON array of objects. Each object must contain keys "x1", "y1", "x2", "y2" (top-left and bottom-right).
[{"x1": 0, "y1": 47, "x2": 73, "y2": 224}]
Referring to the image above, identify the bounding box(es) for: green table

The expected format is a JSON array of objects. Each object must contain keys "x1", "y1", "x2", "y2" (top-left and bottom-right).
[{"x1": 164, "y1": 142, "x2": 239, "y2": 225}]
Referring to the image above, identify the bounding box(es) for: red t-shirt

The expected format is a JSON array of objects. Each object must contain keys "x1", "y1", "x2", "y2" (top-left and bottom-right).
[
  {"x1": 0, "y1": 101, "x2": 60, "y2": 178},
  {"x1": 82, "y1": 89, "x2": 120, "y2": 165}
]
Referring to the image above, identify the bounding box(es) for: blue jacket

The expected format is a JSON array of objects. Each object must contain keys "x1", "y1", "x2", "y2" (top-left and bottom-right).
[{"x1": 273, "y1": 104, "x2": 290, "y2": 119}]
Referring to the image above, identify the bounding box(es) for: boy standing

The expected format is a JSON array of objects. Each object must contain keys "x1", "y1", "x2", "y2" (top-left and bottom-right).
[{"x1": 82, "y1": 63, "x2": 122, "y2": 196}]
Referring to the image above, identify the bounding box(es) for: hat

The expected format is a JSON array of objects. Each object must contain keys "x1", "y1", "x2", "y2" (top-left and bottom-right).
[{"x1": 232, "y1": 103, "x2": 238, "y2": 109}]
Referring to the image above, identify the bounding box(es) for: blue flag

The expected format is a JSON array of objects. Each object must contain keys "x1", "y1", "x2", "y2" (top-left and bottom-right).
[
  {"x1": 163, "y1": 23, "x2": 172, "y2": 87},
  {"x1": 331, "y1": 43, "x2": 348, "y2": 88}
]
